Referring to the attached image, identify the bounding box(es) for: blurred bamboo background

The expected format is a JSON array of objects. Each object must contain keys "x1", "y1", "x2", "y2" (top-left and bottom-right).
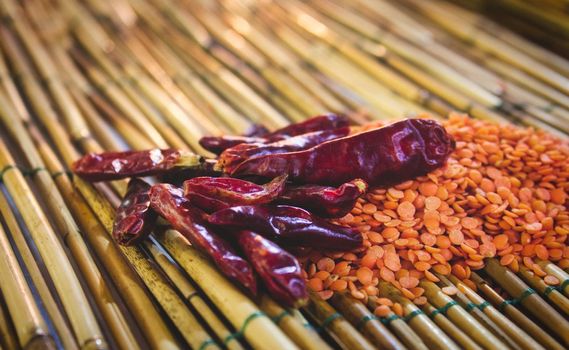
[{"x1": 0, "y1": 0, "x2": 568, "y2": 349}]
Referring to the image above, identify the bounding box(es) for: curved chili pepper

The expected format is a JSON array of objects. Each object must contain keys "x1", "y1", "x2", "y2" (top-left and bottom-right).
[
  {"x1": 208, "y1": 205, "x2": 363, "y2": 250},
  {"x1": 149, "y1": 184, "x2": 257, "y2": 295},
  {"x1": 219, "y1": 127, "x2": 350, "y2": 172},
  {"x1": 265, "y1": 113, "x2": 350, "y2": 139},
  {"x1": 199, "y1": 135, "x2": 266, "y2": 155},
  {"x1": 184, "y1": 174, "x2": 287, "y2": 211},
  {"x1": 112, "y1": 178, "x2": 157, "y2": 245},
  {"x1": 276, "y1": 179, "x2": 368, "y2": 218},
  {"x1": 73, "y1": 149, "x2": 203, "y2": 181},
  {"x1": 200, "y1": 114, "x2": 350, "y2": 154},
  {"x1": 237, "y1": 230, "x2": 307, "y2": 307},
  {"x1": 228, "y1": 119, "x2": 455, "y2": 186},
  {"x1": 159, "y1": 159, "x2": 220, "y2": 186},
  {"x1": 184, "y1": 192, "x2": 229, "y2": 213}
]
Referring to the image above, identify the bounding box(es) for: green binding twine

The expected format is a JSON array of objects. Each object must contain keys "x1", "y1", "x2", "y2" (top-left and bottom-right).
[
  {"x1": 499, "y1": 288, "x2": 535, "y2": 311},
  {"x1": 429, "y1": 300, "x2": 458, "y2": 318},
  {"x1": 223, "y1": 311, "x2": 266, "y2": 345}
]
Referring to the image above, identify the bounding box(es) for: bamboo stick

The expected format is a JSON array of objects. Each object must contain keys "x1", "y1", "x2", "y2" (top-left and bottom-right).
[
  {"x1": 0, "y1": 296, "x2": 18, "y2": 350},
  {"x1": 421, "y1": 303, "x2": 482, "y2": 350},
  {"x1": 0, "y1": 49, "x2": 30, "y2": 122},
  {"x1": 405, "y1": 0, "x2": 569, "y2": 96},
  {"x1": 0, "y1": 190, "x2": 79, "y2": 350},
  {"x1": 484, "y1": 258, "x2": 569, "y2": 346},
  {"x1": 0, "y1": 222, "x2": 56, "y2": 349},
  {"x1": 303, "y1": 291, "x2": 375, "y2": 350},
  {"x1": 144, "y1": 240, "x2": 243, "y2": 350},
  {"x1": 258, "y1": 295, "x2": 331, "y2": 350},
  {"x1": 38, "y1": 144, "x2": 178, "y2": 349},
  {"x1": 367, "y1": 296, "x2": 428, "y2": 350},
  {"x1": 436, "y1": 275, "x2": 520, "y2": 350},
  {"x1": 0, "y1": 0, "x2": 91, "y2": 141},
  {"x1": 156, "y1": 229, "x2": 299, "y2": 350},
  {"x1": 0, "y1": 80, "x2": 140, "y2": 348},
  {"x1": 518, "y1": 266, "x2": 569, "y2": 316},
  {"x1": 471, "y1": 272, "x2": 564, "y2": 350},
  {"x1": 420, "y1": 281, "x2": 508, "y2": 350},
  {"x1": 447, "y1": 274, "x2": 544, "y2": 350},
  {"x1": 73, "y1": 177, "x2": 220, "y2": 350},
  {"x1": 378, "y1": 282, "x2": 458, "y2": 350},
  {"x1": 0, "y1": 136, "x2": 107, "y2": 350},
  {"x1": 537, "y1": 261, "x2": 569, "y2": 298},
  {"x1": 130, "y1": 0, "x2": 290, "y2": 129},
  {"x1": 329, "y1": 292, "x2": 406, "y2": 350}
]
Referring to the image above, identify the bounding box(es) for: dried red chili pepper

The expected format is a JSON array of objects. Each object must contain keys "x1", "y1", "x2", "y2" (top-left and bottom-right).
[
  {"x1": 208, "y1": 205, "x2": 362, "y2": 250},
  {"x1": 276, "y1": 179, "x2": 368, "y2": 218},
  {"x1": 199, "y1": 135, "x2": 266, "y2": 155},
  {"x1": 199, "y1": 113, "x2": 350, "y2": 154},
  {"x1": 183, "y1": 174, "x2": 287, "y2": 211},
  {"x1": 237, "y1": 230, "x2": 307, "y2": 307},
  {"x1": 265, "y1": 113, "x2": 350, "y2": 139},
  {"x1": 159, "y1": 159, "x2": 220, "y2": 186},
  {"x1": 112, "y1": 178, "x2": 157, "y2": 245},
  {"x1": 73, "y1": 149, "x2": 203, "y2": 181},
  {"x1": 218, "y1": 127, "x2": 350, "y2": 172},
  {"x1": 149, "y1": 184, "x2": 257, "y2": 295},
  {"x1": 227, "y1": 119, "x2": 455, "y2": 186}
]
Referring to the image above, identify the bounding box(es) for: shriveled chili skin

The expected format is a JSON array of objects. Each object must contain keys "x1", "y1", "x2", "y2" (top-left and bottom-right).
[
  {"x1": 185, "y1": 192, "x2": 229, "y2": 213},
  {"x1": 219, "y1": 127, "x2": 350, "y2": 172},
  {"x1": 265, "y1": 113, "x2": 350, "y2": 139},
  {"x1": 199, "y1": 135, "x2": 267, "y2": 154},
  {"x1": 112, "y1": 178, "x2": 157, "y2": 245},
  {"x1": 73, "y1": 149, "x2": 182, "y2": 181},
  {"x1": 228, "y1": 119, "x2": 455, "y2": 186},
  {"x1": 208, "y1": 205, "x2": 363, "y2": 250},
  {"x1": 149, "y1": 184, "x2": 257, "y2": 295},
  {"x1": 237, "y1": 230, "x2": 307, "y2": 307},
  {"x1": 184, "y1": 175, "x2": 287, "y2": 210},
  {"x1": 276, "y1": 179, "x2": 368, "y2": 218},
  {"x1": 159, "y1": 159, "x2": 220, "y2": 186},
  {"x1": 199, "y1": 113, "x2": 350, "y2": 154}
]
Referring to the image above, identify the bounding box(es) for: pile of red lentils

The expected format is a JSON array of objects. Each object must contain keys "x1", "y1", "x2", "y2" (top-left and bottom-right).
[{"x1": 300, "y1": 114, "x2": 569, "y2": 316}]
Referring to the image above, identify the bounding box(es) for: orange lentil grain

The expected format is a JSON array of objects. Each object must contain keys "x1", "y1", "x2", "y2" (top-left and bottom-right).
[
  {"x1": 544, "y1": 275, "x2": 560, "y2": 286},
  {"x1": 392, "y1": 303, "x2": 404, "y2": 317},
  {"x1": 374, "y1": 305, "x2": 391, "y2": 318},
  {"x1": 397, "y1": 201, "x2": 416, "y2": 219},
  {"x1": 442, "y1": 286, "x2": 458, "y2": 296},
  {"x1": 330, "y1": 279, "x2": 348, "y2": 291}
]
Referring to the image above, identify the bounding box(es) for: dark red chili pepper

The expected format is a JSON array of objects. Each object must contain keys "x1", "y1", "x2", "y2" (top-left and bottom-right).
[
  {"x1": 184, "y1": 192, "x2": 229, "y2": 213},
  {"x1": 265, "y1": 113, "x2": 350, "y2": 139},
  {"x1": 199, "y1": 114, "x2": 350, "y2": 154},
  {"x1": 112, "y1": 178, "x2": 157, "y2": 245},
  {"x1": 183, "y1": 175, "x2": 287, "y2": 212},
  {"x1": 199, "y1": 135, "x2": 266, "y2": 155},
  {"x1": 159, "y1": 159, "x2": 221, "y2": 186},
  {"x1": 208, "y1": 205, "x2": 363, "y2": 250},
  {"x1": 149, "y1": 184, "x2": 257, "y2": 295},
  {"x1": 276, "y1": 179, "x2": 368, "y2": 218},
  {"x1": 219, "y1": 127, "x2": 350, "y2": 172},
  {"x1": 72, "y1": 149, "x2": 203, "y2": 181},
  {"x1": 227, "y1": 119, "x2": 455, "y2": 186},
  {"x1": 237, "y1": 230, "x2": 307, "y2": 307}
]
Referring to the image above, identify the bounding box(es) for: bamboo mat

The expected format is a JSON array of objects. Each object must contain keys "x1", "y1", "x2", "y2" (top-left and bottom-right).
[{"x1": 0, "y1": 0, "x2": 568, "y2": 349}]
